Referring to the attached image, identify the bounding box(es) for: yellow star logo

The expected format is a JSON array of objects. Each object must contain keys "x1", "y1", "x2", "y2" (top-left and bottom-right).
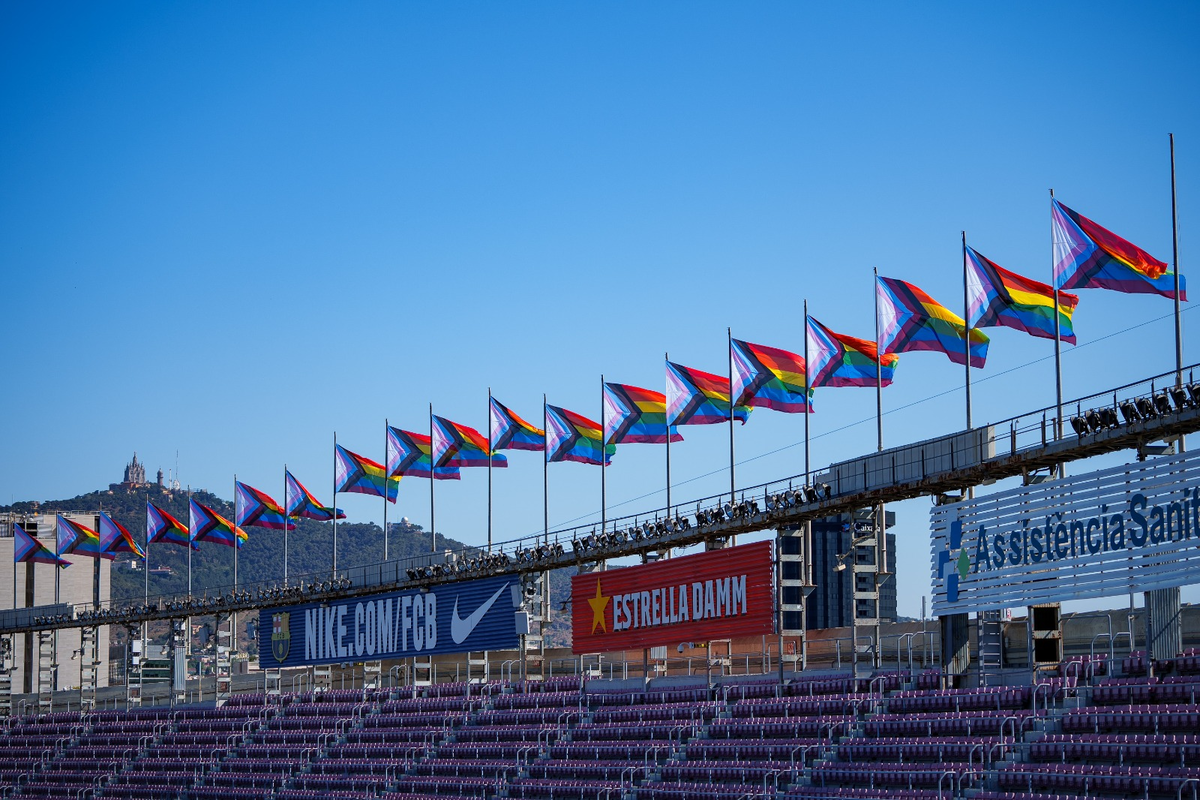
[{"x1": 587, "y1": 580, "x2": 610, "y2": 634}]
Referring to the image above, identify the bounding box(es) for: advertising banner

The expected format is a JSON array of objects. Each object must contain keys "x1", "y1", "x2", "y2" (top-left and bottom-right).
[
  {"x1": 571, "y1": 540, "x2": 774, "y2": 654},
  {"x1": 258, "y1": 574, "x2": 520, "y2": 669},
  {"x1": 930, "y1": 450, "x2": 1200, "y2": 615}
]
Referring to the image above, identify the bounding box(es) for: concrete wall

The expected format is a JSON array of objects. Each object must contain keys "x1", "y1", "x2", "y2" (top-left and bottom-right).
[{"x1": 1, "y1": 515, "x2": 111, "y2": 692}]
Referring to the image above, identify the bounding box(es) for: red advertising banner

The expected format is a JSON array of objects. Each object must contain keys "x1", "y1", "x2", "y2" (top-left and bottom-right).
[{"x1": 571, "y1": 540, "x2": 774, "y2": 654}]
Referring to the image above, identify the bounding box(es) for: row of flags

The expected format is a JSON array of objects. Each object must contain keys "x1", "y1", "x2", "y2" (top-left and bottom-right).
[
  {"x1": 10, "y1": 466, "x2": 348, "y2": 566},
  {"x1": 329, "y1": 198, "x2": 1185, "y2": 497},
  {"x1": 13, "y1": 199, "x2": 1185, "y2": 568}
]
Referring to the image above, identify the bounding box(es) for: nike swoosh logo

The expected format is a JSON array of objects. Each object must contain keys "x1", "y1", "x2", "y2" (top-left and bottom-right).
[{"x1": 451, "y1": 583, "x2": 510, "y2": 644}]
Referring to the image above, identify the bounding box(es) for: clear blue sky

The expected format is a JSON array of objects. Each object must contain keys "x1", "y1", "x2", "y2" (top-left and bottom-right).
[{"x1": 2, "y1": 2, "x2": 1198, "y2": 617}]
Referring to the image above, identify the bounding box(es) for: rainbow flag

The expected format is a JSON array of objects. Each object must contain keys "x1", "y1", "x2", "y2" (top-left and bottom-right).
[
  {"x1": 99, "y1": 512, "x2": 144, "y2": 559},
  {"x1": 490, "y1": 398, "x2": 545, "y2": 452},
  {"x1": 731, "y1": 339, "x2": 811, "y2": 414},
  {"x1": 546, "y1": 405, "x2": 615, "y2": 465},
  {"x1": 387, "y1": 427, "x2": 461, "y2": 480},
  {"x1": 603, "y1": 383, "x2": 683, "y2": 445},
  {"x1": 967, "y1": 246, "x2": 1078, "y2": 344},
  {"x1": 235, "y1": 481, "x2": 296, "y2": 530},
  {"x1": 57, "y1": 515, "x2": 110, "y2": 560},
  {"x1": 877, "y1": 276, "x2": 989, "y2": 368},
  {"x1": 432, "y1": 416, "x2": 507, "y2": 469},
  {"x1": 806, "y1": 316, "x2": 897, "y2": 388},
  {"x1": 147, "y1": 502, "x2": 196, "y2": 549},
  {"x1": 189, "y1": 499, "x2": 248, "y2": 549},
  {"x1": 285, "y1": 471, "x2": 345, "y2": 521},
  {"x1": 335, "y1": 444, "x2": 400, "y2": 502},
  {"x1": 1053, "y1": 199, "x2": 1183, "y2": 300},
  {"x1": 13, "y1": 524, "x2": 70, "y2": 567},
  {"x1": 665, "y1": 361, "x2": 750, "y2": 426}
]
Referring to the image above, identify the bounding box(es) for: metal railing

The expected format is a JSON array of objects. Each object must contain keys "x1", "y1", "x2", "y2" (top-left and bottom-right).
[{"x1": 8, "y1": 363, "x2": 1200, "y2": 633}]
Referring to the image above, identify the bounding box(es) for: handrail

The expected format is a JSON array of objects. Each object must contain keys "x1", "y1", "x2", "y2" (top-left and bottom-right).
[
  {"x1": 999, "y1": 715, "x2": 1019, "y2": 744},
  {"x1": 790, "y1": 743, "x2": 818, "y2": 774},
  {"x1": 762, "y1": 768, "x2": 783, "y2": 795},
  {"x1": 967, "y1": 742, "x2": 985, "y2": 772},
  {"x1": 1092, "y1": 630, "x2": 1131, "y2": 665},
  {"x1": 1031, "y1": 681, "x2": 1053, "y2": 715},
  {"x1": 937, "y1": 769, "x2": 956, "y2": 800},
  {"x1": 620, "y1": 764, "x2": 646, "y2": 791}
]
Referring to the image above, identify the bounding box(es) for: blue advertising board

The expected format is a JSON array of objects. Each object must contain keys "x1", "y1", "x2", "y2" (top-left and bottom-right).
[{"x1": 258, "y1": 574, "x2": 520, "y2": 668}]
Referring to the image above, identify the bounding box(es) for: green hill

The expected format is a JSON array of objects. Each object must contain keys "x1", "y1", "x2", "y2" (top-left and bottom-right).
[{"x1": 2, "y1": 486, "x2": 573, "y2": 647}]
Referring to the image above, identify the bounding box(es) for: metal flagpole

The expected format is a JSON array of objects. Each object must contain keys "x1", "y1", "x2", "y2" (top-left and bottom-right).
[
  {"x1": 871, "y1": 274, "x2": 886, "y2": 670},
  {"x1": 187, "y1": 486, "x2": 193, "y2": 599},
  {"x1": 143, "y1": 508, "x2": 150, "y2": 610},
  {"x1": 487, "y1": 390, "x2": 493, "y2": 553},
  {"x1": 332, "y1": 435, "x2": 338, "y2": 575},
  {"x1": 232, "y1": 475, "x2": 238, "y2": 656},
  {"x1": 600, "y1": 375, "x2": 606, "y2": 537},
  {"x1": 727, "y1": 328, "x2": 736, "y2": 505},
  {"x1": 664, "y1": 354, "x2": 672, "y2": 514},
  {"x1": 383, "y1": 420, "x2": 389, "y2": 562},
  {"x1": 282, "y1": 466, "x2": 289, "y2": 585},
  {"x1": 1050, "y1": 198, "x2": 1064, "y2": 418},
  {"x1": 803, "y1": 304, "x2": 811, "y2": 478},
  {"x1": 543, "y1": 394, "x2": 549, "y2": 545},
  {"x1": 1171, "y1": 134, "x2": 1185, "y2": 454},
  {"x1": 429, "y1": 405, "x2": 436, "y2": 554},
  {"x1": 55, "y1": 519, "x2": 61, "y2": 690},
  {"x1": 802, "y1": 304, "x2": 814, "y2": 670},
  {"x1": 963, "y1": 232, "x2": 973, "y2": 430},
  {"x1": 873, "y1": 269, "x2": 884, "y2": 451},
  {"x1": 1051, "y1": 189, "x2": 1065, "y2": 468},
  {"x1": 185, "y1": 486, "x2": 193, "y2": 694}
]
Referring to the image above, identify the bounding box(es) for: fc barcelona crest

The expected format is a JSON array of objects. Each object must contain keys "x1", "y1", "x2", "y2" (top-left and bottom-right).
[{"x1": 271, "y1": 612, "x2": 290, "y2": 662}]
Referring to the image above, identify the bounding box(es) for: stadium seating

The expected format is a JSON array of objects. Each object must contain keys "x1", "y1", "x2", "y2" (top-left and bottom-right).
[{"x1": 4, "y1": 653, "x2": 1200, "y2": 799}]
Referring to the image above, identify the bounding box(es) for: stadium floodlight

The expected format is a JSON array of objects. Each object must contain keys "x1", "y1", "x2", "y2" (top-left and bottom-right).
[
  {"x1": 1188, "y1": 383, "x2": 1200, "y2": 406},
  {"x1": 1170, "y1": 386, "x2": 1189, "y2": 411}
]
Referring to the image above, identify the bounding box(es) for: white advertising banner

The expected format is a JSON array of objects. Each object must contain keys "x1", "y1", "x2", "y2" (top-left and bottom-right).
[{"x1": 930, "y1": 450, "x2": 1200, "y2": 615}]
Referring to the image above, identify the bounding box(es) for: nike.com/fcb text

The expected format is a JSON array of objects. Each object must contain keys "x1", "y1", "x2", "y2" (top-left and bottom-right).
[{"x1": 259, "y1": 575, "x2": 521, "y2": 667}]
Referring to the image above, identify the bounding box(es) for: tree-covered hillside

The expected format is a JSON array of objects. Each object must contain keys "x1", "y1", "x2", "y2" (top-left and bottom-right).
[{"x1": 2, "y1": 485, "x2": 573, "y2": 647}]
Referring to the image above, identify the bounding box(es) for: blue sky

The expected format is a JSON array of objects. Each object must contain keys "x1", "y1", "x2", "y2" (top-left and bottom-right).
[{"x1": 2, "y1": 2, "x2": 1198, "y2": 617}]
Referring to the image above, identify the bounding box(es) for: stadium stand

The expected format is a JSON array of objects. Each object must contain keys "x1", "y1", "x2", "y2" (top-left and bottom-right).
[{"x1": 2, "y1": 653, "x2": 1200, "y2": 799}]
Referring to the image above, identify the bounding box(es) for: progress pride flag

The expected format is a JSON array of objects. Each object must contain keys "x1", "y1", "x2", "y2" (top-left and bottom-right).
[{"x1": 571, "y1": 540, "x2": 774, "y2": 654}]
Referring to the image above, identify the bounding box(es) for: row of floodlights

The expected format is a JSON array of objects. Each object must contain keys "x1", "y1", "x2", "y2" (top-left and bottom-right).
[
  {"x1": 570, "y1": 483, "x2": 834, "y2": 556},
  {"x1": 1071, "y1": 384, "x2": 1200, "y2": 436},
  {"x1": 765, "y1": 484, "x2": 833, "y2": 511},
  {"x1": 407, "y1": 550, "x2": 512, "y2": 582},
  {"x1": 38, "y1": 578, "x2": 355, "y2": 628}
]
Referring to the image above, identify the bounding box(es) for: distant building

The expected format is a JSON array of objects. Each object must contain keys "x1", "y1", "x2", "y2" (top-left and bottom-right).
[
  {"x1": 110, "y1": 452, "x2": 149, "y2": 492},
  {"x1": 156, "y1": 468, "x2": 164, "y2": 488},
  {"x1": 805, "y1": 511, "x2": 898, "y2": 630},
  {"x1": 1, "y1": 512, "x2": 112, "y2": 693}
]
